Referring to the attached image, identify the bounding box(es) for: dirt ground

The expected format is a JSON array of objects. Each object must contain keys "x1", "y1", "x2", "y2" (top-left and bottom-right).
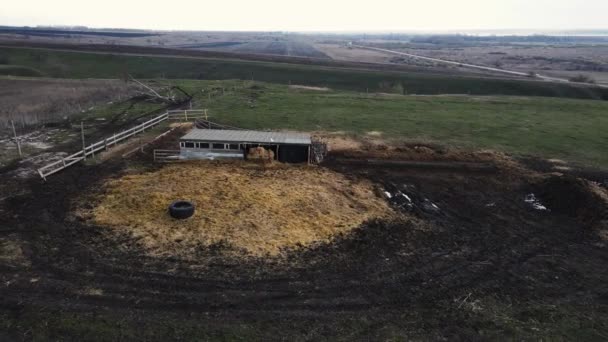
[
  {"x1": 314, "y1": 43, "x2": 396, "y2": 64},
  {"x1": 0, "y1": 31, "x2": 327, "y2": 58},
  {"x1": 385, "y1": 45, "x2": 608, "y2": 85},
  {"x1": 313, "y1": 42, "x2": 608, "y2": 84},
  {"x1": 1, "y1": 131, "x2": 608, "y2": 340}
]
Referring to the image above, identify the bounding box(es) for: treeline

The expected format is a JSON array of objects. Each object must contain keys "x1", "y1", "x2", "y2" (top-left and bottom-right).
[{"x1": 0, "y1": 26, "x2": 159, "y2": 38}]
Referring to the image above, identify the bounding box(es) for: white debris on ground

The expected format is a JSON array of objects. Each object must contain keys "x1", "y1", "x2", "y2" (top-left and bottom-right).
[
  {"x1": 24, "y1": 141, "x2": 53, "y2": 150},
  {"x1": 0, "y1": 129, "x2": 61, "y2": 145},
  {"x1": 0, "y1": 128, "x2": 66, "y2": 167},
  {"x1": 383, "y1": 184, "x2": 441, "y2": 215},
  {"x1": 1, "y1": 129, "x2": 62, "y2": 155},
  {"x1": 525, "y1": 193, "x2": 549, "y2": 211}
]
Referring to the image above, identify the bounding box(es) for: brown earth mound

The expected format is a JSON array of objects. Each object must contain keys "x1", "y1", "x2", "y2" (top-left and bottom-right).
[{"x1": 533, "y1": 175, "x2": 608, "y2": 227}]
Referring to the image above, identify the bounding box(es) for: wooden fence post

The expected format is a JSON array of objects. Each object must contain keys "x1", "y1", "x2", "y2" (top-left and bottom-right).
[
  {"x1": 81, "y1": 121, "x2": 86, "y2": 160},
  {"x1": 11, "y1": 120, "x2": 22, "y2": 157}
]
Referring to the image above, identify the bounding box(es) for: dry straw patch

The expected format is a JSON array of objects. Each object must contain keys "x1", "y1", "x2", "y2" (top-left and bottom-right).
[{"x1": 90, "y1": 162, "x2": 392, "y2": 257}]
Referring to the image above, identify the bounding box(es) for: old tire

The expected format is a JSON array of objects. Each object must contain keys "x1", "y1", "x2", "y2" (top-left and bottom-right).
[{"x1": 169, "y1": 201, "x2": 195, "y2": 219}]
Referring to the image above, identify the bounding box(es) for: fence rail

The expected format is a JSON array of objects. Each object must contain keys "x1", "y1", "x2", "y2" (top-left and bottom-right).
[
  {"x1": 167, "y1": 109, "x2": 208, "y2": 121},
  {"x1": 153, "y1": 149, "x2": 181, "y2": 163},
  {"x1": 37, "y1": 108, "x2": 210, "y2": 180},
  {"x1": 37, "y1": 112, "x2": 170, "y2": 180},
  {"x1": 194, "y1": 119, "x2": 244, "y2": 130}
]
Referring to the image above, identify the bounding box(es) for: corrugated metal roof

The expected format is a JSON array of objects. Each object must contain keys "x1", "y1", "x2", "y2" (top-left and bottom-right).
[{"x1": 180, "y1": 129, "x2": 311, "y2": 145}]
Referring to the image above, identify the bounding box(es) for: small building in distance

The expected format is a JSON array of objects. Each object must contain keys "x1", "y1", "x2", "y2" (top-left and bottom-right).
[{"x1": 179, "y1": 129, "x2": 312, "y2": 163}]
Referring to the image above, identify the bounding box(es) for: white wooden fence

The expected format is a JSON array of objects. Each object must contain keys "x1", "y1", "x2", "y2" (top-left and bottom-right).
[
  {"x1": 37, "y1": 112, "x2": 169, "y2": 180},
  {"x1": 167, "y1": 109, "x2": 208, "y2": 121},
  {"x1": 37, "y1": 109, "x2": 212, "y2": 180},
  {"x1": 153, "y1": 149, "x2": 181, "y2": 163}
]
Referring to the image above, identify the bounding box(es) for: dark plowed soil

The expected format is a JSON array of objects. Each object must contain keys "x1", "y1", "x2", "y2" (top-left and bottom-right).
[
  {"x1": 532, "y1": 175, "x2": 608, "y2": 226},
  {"x1": 1, "y1": 151, "x2": 608, "y2": 340}
]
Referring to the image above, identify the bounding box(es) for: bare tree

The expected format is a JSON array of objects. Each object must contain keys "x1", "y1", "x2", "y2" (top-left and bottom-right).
[{"x1": 128, "y1": 75, "x2": 193, "y2": 105}]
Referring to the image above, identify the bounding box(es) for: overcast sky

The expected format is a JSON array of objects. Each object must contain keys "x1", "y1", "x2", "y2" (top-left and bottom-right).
[{"x1": 1, "y1": 0, "x2": 607, "y2": 32}]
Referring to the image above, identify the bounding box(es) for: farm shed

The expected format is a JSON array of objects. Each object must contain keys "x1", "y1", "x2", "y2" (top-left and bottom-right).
[{"x1": 179, "y1": 129, "x2": 312, "y2": 163}]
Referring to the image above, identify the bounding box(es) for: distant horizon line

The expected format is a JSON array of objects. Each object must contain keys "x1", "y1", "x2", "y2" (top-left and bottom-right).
[{"x1": 2, "y1": 24, "x2": 608, "y2": 36}]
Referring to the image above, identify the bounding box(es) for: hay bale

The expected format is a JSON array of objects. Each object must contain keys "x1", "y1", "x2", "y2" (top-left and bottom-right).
[{"x1": 247, "y1": 147, "x2": 274, "y2": 162}]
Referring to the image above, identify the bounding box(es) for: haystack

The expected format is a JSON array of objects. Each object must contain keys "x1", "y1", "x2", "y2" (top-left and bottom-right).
[{"x1": 86, "y1": 162, "x2": 394, "y2": 258}]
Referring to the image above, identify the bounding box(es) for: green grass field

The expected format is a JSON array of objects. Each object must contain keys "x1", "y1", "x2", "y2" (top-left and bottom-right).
[
  {"x1": 2, "y1": 46, "x2": 608, "y2": 100},
  {"x1": 1, "y1": 46, "x2": 607, "y2": 168},
  {"x1": 175, "y1": 80, "x2": 608, "y2": 167},
  {"x1": 0, "y1": 64, "x2": 43, "y2": 76}
]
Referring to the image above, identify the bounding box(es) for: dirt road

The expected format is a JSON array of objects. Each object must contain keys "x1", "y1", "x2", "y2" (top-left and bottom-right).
[{"x1": 354, "y1": 45, "x2": 608, "y2": 88}]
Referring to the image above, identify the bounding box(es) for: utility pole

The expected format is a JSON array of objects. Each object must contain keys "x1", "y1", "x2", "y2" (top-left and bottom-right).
[
  {"x1": 81, "y1": 121, "x2": 86, "y2": 160},
  {"x1": 11, "y1": 120, "x2": 22, "y2": 157}
]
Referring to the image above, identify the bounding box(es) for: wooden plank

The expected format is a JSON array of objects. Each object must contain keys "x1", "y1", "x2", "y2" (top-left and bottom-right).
[
  {"x1": 38, "y1": 169, "x2": 46, "y2": 181},
  {"x1": 40, "y1": 156, "x2": 84, "y2": 178},
  {"x1": 153, "y1": 149, "x2": 180, "y2": 163},
  {"x1": 11, "y1": 120, "x2": 22, "y2": 157}
]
